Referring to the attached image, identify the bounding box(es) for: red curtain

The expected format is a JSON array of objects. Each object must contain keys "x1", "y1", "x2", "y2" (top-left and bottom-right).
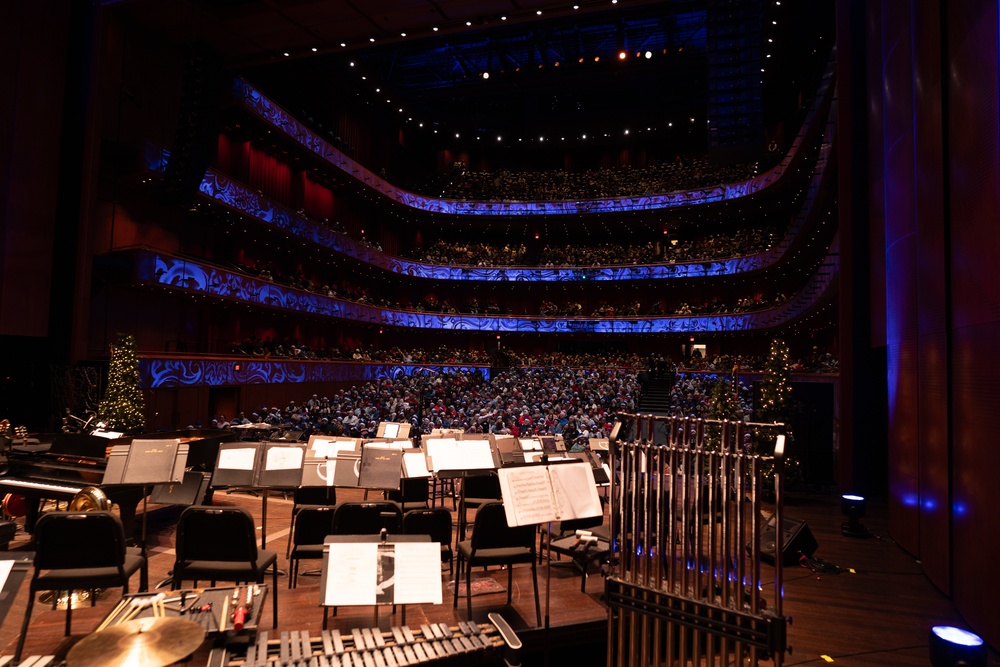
[{"x1": 246, "y1": 144, "x2": 292, "y2": 204}]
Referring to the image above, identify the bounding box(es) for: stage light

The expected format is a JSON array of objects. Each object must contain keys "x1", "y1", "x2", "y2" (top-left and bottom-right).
[
  {"x1": 482, "y1": 72, "x2": 489, "y2": 79},
  {"x1": 841, "y1": 494, "x2": 868, "y2": 538},
  {"x1": 929, "y1": 626, "x2": 986, "y2": 667},
  {"x1": 618, "y1": 51, "x2": 627, "y2": 60}
]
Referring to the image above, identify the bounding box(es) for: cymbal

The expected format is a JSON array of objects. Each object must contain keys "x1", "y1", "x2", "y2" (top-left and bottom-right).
[{"x1": 67, "y1": 616, "x2": 206, "y2": 667}]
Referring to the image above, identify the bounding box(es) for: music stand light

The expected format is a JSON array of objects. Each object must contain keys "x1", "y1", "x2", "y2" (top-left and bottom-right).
[
  {"x1": 840, "y1": 494, "x2": 868, "y2": 538},
  {"x1": 929, "y1": 626, "x2": 987, "y2": 667}
]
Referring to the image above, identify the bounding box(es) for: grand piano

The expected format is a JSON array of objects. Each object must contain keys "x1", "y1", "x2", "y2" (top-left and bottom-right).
[{"x1": 0, "y1": 429, "x2": 234, "y2": 539}]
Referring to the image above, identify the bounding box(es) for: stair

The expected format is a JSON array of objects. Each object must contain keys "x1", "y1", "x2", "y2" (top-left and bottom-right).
[{"x1": 637, "y1": 378, "x2": 676, "y2": 416}]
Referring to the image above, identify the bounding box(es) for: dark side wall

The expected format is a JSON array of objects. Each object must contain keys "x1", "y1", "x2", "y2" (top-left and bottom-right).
[{"x1": 846, "y1": 0, "x2": 1000, "y2": 648}]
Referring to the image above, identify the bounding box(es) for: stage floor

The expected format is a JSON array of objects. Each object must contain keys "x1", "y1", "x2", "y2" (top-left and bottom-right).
[{"x1": 0, "y1": 485, "x2": 997, "y2": 666}]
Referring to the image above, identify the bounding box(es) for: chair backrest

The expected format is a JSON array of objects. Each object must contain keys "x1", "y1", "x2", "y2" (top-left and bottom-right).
[
  {"x1": 461, "y1": 473, "x2": 501, "y2": 501},
  {"x1": 293, "y1": 505, "x2": 336, "y2": 545},
  {"x1": 332, "y1": 501, "x2": 403, "y2": 535},
  {"x1": 294, "y1": 487, "x2": 337, "y2": 506},
  {"x1": 176, "y1": 506, "x2": 259, "y2": 562},
  {"x1": 34, "y1": 511, "x2": 126, "y2": 570},
  {"x1": 470, "y1": 502, "x2": 534, "y2": 551},
  {"x1": 387, "y1": 477, "x2": 429, "y2": 505},
  {"x1": 402, "y1": 508, "x2": 453, "y2": 546}
]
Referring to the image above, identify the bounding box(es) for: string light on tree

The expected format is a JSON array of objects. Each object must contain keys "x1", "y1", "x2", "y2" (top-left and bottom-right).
[{"x1": 98, "y1": 333, "x2": 146, "y2": 434}]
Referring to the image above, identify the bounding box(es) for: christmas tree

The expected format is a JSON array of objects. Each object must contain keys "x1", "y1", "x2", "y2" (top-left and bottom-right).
[
  {"x1": 757, "y1": 338, "x2": 793, "y2": 426},
  {"x1": 705, "y1": 375, "x2": 742, "y2": 449},
  {"x1": 98, "y1": 333, "x2": 146, "y2": 434},
  {"x1": 754, "y1": 338, "x2": 801, "y2": 490}
]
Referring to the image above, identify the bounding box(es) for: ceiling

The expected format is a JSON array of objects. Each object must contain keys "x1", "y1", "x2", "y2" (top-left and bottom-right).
[{"x1": 106, "y1": 0, "x2": 828, "y2": 141}]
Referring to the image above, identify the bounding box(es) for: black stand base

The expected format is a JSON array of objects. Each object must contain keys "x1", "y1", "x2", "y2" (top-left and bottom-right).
[{"x1": 841, "y1": 521, "x2": 869, "y2": 538}]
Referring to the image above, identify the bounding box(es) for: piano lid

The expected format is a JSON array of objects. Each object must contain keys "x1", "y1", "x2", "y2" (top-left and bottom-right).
[{"x1": 49, "y1": 434, "x2": 126, "y2": 459}]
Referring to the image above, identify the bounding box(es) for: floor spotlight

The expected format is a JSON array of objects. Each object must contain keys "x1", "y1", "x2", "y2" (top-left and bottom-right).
[
  {"x1": 929, "y1": 626, "x2": 987, "y2": 667},
  {"x1": 840, "y1": 494, "x2": 868, "y2": 538}
]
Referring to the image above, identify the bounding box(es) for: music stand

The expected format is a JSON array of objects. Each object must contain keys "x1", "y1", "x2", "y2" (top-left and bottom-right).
[
  {"x1": 103, "y1": 439, "x2": 188, "y2": 591},
  {"x1": 496, "y1": 458, "x2": 602, "y2": 646},
  {"x1": 320, "y1": 533, "x2": 436, "y2": 630}
]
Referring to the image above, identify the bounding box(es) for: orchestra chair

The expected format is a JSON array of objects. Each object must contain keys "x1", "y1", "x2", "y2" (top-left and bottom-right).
[
  {"x1": 286, "y1": 486, "x2": 337, "y2": 558},
  {"x1": 457, "y1": 472, "x2": 502, "y2": 546},
  {"x1": 454, "y1": 501, "x2": 541, "y2": 627},
  {"x1": 15, "y1": 511, "x2": 145, "y2": 662},
  {"x1": 172, "y1": 506, "x2": 278, "y2": 628},
  {"x1": 288, "y1": 504, "x2": 335, "y2": 588},
  {"x1": 332, "y1": 500, "x2": 403, "y2": 536},
  {"x1": 386, "y1": 477, "x2": 429, "y2": 512},
  {"x1": 403, "y1": 507, "x2": 454, "y2": 574}
]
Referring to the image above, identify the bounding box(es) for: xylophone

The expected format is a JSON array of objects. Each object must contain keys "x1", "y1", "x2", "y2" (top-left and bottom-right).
[{"x1": 207, "y1": 613, "x2": 522, "y2": 667}]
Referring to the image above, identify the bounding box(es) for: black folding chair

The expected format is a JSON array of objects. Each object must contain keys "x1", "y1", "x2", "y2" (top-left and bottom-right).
[
  {"x1": 172, "y1": 505, "x2": 279, "y2": 628},
  {"x1": 15, "y1": 511, "x2": 145, "y2": 662}
]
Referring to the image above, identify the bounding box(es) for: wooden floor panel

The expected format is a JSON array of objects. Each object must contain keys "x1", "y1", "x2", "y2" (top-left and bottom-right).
[{"x1": 1, "y1": 486, "x2": 997, "y2": 666}]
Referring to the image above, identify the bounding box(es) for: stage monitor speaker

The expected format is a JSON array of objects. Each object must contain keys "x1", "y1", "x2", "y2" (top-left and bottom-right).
[{"x1": 755, "y1": 514, "x2": 818, "y2": 565}]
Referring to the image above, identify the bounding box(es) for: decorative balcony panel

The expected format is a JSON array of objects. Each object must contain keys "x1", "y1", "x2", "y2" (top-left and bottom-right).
[
  {"x1": 234, "y1": 79, "x2": 792, "y2": 216},
  {"x1": 138, "y1": 357, "x2": 489, "y2": 389},
  {"x1": 198, "y1": 171, "x2": 770, "y2": 280},
  {"x1": 131, "y1": 249, "x2": 833, "y2": 335}
]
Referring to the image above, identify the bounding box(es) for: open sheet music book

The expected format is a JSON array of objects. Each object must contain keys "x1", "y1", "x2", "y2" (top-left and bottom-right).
[
  {"x1": 497, "y1": 461, "x2": 603, "y2": 527},
  {"x1": 423, "y1": 438, "x2": 495, "y2": 473},
  {"x1": 103, "y1": 438, "x2": 188, "y2": 485},
  {"x1": 320, "y1": 540, "x2": 443, "y2": 606},
  {"x1": 210, "y1": 442, "x2": 305, "y2": 488}
]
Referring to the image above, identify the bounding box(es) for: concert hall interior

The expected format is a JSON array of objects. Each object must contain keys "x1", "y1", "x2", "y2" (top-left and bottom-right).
[{"x1": 2, "y1": 0, "x2": 1000, "y2": 665}]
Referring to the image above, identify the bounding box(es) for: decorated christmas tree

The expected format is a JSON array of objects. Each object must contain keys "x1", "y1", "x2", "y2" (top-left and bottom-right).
[
  {"x1": 705, "y1": 375, "x2": 743, "y2": 449},
  {"x1": 757, "y1": 338, "x2": 793, "y2": 426},
  {"x1": 754, "y1": 338, "x2": 801, "y2": 490},
  {"x1": 98, "y1": 333, "x2": 146, "y2": 434}
]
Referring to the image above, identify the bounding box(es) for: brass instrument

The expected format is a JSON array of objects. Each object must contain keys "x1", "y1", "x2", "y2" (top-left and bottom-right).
[{"x1": 69, "y1": 485, "x2": 113, "y2": 511}]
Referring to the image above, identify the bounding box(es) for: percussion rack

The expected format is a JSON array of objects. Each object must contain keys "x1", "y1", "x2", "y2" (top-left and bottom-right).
[{"x1": 207, "y1": 613, "x2": 522, "y2": 667}]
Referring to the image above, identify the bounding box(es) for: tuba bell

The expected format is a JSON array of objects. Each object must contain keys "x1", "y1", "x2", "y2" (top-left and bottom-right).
[{"x1": 68, "y1": 486, "x2": 112, "y2": 512}]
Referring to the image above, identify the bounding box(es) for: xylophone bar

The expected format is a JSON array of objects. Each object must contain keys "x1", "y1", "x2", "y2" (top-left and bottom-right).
[
  {"x1": 208, "y1": 614, "x2": 520, "y2": 667},
  {"x1": 0, "y1": 657, "x2": 58, "y2": 667}
]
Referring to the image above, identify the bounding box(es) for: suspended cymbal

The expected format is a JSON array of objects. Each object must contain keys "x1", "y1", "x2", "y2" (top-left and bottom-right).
[{"x1": 66, "y1": 616, "x2": 205, "y2": 667}]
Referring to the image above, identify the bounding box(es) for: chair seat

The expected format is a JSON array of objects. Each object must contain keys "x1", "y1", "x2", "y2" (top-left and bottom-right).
[
  {"x1": 457, "y1": 541, "x2": 534, "y2": 566},
  {"x1": 176, "y1": 550, "x2": 277, "y2": 582},
  {"x1": 36, "y1": 552, "x2": 145, "y2": 590},
  {"x1": 290, "y1": 544, "x2": 326, "y2": 560}
]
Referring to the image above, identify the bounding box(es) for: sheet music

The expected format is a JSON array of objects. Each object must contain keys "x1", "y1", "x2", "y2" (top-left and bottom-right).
[
  {"x1": 519, "y1": 438, "x2": 542, "y2": 451},
  {"x1": 217, "y1": 447, "x2": 258, "y2": 470},
  {"x1": 547, "y1": 462, "x2": 603, "y2": 520},
  {"x1": 323, "y1": 543, "x2": 378, "y2": 605},
  {"x1": 498, "y1": 462, "x2": 602, "y2": 526},
  {"x1": 424, "y1": 438, "x2": 495, "y2": 472},
  {"x1": 403, "y1": 451, "x2": 431, "y2": 478},
  {"x1": 310, "y1": 438, "x2": 358, "y2": 459},
  {"x1": 0, "y1": 560, "x2": 14, "y2": 597},
  {"x1": 497, "y1": 466, "x2": 559, "y2": 525},
  {"x1": 265, "y1": 446, "x2": 304, "y2": 471},
  {"x1": 393, "y1": 543, "x2": 444, "y2": 604}
]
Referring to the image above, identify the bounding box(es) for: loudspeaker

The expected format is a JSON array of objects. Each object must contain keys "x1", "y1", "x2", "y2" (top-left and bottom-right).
[{"x1": 755, "y1": 514, "x2": 818, "y2": 565}]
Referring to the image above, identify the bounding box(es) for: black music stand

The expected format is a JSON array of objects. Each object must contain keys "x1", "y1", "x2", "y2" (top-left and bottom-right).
[
  {"x1": 103, "y1": 439, "x2": 188, "y2": 591},
  {"x1": 423, "y1": 437, "x2": 497, "y2": 548},
  {"x1": 496, "y1": 457, "x2": 603, "y2": 663}
]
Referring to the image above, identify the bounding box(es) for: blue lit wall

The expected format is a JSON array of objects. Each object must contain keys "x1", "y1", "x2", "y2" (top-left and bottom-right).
[
  {"x1": 199, "y1": 171, "x2": 772, "y2": 281},
  {"x1": 132, "y1": 249, "x2": 832, "y2": 334},
  {"x1": 139, "y1": 357, "x2": 488, "y2": 388},
  {"x1": 234, "y1": 79, "x2": 792, "y2": 216}
]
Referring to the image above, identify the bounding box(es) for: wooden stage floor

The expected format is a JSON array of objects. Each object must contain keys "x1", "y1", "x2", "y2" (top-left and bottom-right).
[{"x1": 0, "y1": 485, "x2": 997, "y2": 666}]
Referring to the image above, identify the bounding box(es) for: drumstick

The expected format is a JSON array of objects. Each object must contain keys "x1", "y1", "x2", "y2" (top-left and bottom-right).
[
  {"x1": 97, "y1": 597, "x2": 130, "y2": 631},
  {"x1": 219, "y1": 593, "x2": 230, "y2": 632}
]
